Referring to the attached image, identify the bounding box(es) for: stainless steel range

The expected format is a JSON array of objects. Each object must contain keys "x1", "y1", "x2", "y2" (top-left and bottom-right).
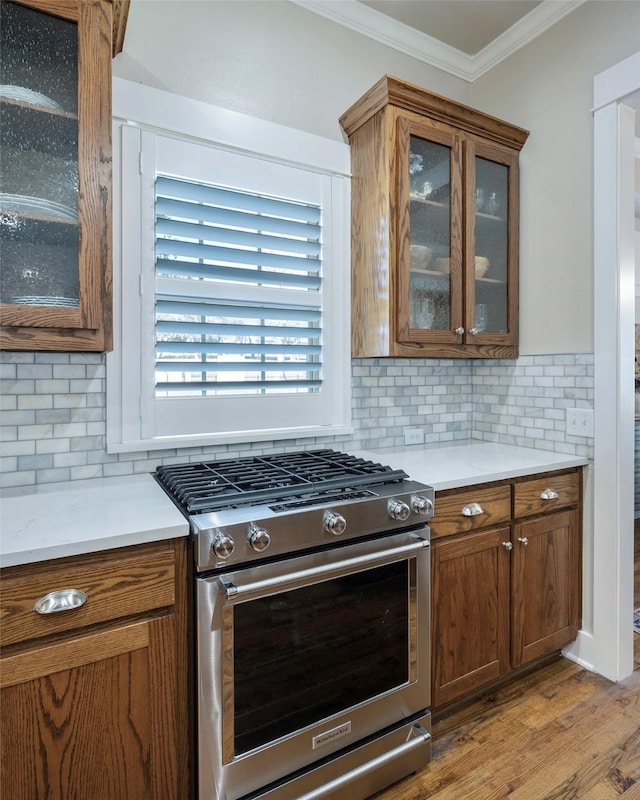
[{"x1": 155, "y1": 449, "x2": 434, "y2": 800}]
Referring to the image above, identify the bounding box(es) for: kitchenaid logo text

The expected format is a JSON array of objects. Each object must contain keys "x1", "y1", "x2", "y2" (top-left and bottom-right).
[{"x1": 312, "y1": 722, "x2": 351, "y2": 749}]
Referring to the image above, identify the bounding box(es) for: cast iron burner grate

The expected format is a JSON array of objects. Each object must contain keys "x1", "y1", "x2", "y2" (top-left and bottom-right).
[{"x1": 155, "y1": 449, "x2": 408, "y2": 514}]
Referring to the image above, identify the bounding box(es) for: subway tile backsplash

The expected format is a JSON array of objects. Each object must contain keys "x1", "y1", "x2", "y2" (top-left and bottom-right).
[{"x1": 0, "y1": 353, "x2": 594, "y2": 488}]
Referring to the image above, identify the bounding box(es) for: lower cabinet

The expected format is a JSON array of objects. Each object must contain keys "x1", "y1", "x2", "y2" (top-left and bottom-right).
[
  {"x1": 431, "y1": 469, "x2": 582, "y2": 710},
  {"x1": 0, "y1": 539, "x2": 190, "y2": 800}
]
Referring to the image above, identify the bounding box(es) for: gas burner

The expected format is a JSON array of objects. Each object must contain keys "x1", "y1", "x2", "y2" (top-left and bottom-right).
[{"x1": 156, "y1": 449, "x2": 409, "y2": 515}]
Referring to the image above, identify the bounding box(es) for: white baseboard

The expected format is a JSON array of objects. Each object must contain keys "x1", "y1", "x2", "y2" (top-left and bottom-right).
[{"x1": 562, "y1": 629, "x2": 596, "y2": 674}]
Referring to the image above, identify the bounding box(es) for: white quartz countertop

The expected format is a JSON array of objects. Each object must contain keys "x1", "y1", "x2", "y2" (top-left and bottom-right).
[
  {"x1": 0, "y1": 473, "x2": 189, "y2": 568},
  {"x1": 355, "y1": 440, "x2": 589, "y2": 491},
  {"x1": 1, "y1": 442, "x2": 589, "y2": 569}
]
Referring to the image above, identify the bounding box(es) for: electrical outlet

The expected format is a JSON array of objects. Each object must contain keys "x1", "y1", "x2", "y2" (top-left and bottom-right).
[
  {"x1": 566, "y1": 408, "x2": 594, "y2": 438},
  {"x1": 404, "y1": 427, "x2": 425, "y2": 446}
]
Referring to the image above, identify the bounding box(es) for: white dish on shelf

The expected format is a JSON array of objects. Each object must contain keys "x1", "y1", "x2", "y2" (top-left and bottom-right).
[
  {"x1": 0, "y1": 84, "x2": 63, "y2": 110},
  {"x1": 0, "y1": 193, "x2": 77, "y2": 222},
  {"x1": 11, "y1": 296, "x2": 79, "y2": 307}
]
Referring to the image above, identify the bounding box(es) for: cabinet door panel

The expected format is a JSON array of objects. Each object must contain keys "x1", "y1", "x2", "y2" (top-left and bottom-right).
[
  {"x1": 464, "y1": 138, "x2": 519, "y2": 347},
  {"x1": 432, "y1": 527, "x2": 511, "y2": 708},
  {"x1": 1, "y1": 623, "x2": 152, "y2": 800},
  {"x1": 396, "y1": 116, "x2": 463, "y2": 346},
  {"x1": 0, "y1": 0, "x2": 112, "y2": 351},
  {"x1": 511, "y1": 510, "x2": 579, "y2": 667}
]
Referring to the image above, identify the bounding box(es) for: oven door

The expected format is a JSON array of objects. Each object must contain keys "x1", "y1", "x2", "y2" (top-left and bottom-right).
[{"x1": 197, "y1": 527, "x2": 430, "y2": 800}]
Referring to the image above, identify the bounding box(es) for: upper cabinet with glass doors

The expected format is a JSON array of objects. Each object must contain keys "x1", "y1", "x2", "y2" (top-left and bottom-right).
[
  {"x1": 340, "y1": 76, "x2": 528, "y2": 358},
  {"x1": 0, "y1": 0, "x2": 117, "y2": 351}
]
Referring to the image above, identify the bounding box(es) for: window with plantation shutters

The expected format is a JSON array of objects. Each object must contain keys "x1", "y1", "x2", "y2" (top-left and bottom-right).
[
  {"x1": 107, "y1": 81, "x2": 351, "y2": 453},
  {"x1": 154, "y1": 176, "x2": 323, "y2": 398}
]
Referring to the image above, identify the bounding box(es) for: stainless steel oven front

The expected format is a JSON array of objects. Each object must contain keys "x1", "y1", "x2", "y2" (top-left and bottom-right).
[{"x1": 196, "y1": 527, "x2": 431, "y2": 800}]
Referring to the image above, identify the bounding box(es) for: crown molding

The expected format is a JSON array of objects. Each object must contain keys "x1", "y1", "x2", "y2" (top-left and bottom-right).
[
  {"x1": 289, "y1": 0, "x2": 586, "y2": 83},
  {"x1": 471, "y1": 0, "x2": 586, "y2": 79}
]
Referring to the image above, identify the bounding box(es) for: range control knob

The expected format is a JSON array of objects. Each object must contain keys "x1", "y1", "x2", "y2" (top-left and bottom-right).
[
  {"x1": 323, "y1": 510, "x2": 347, "y2": 536},
  {"x1": 247, "y1": 523, "x2": 271, "y2": 553},
  {"x1": 387, "y1": 498, "x2": 411, "y2": 521},
  {"x1": 212, "y1": 532, "x2": 235, "y2": 560},
  {"x1": 411, "y1": 495, "x2": 434, "y2": 516}
]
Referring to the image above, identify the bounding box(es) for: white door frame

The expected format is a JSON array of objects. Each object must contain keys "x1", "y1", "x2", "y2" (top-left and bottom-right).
[{"x1": 591, "y1": 50, "x2": 639, "y2": 681}]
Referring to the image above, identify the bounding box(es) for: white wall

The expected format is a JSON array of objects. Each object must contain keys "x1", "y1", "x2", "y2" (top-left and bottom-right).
[
  {"x1": 471, "y1": 0, "x2": 640, "y2": 356},
  {"x1": 112, "y1": 0, "x2": 470, "y2": 142}
]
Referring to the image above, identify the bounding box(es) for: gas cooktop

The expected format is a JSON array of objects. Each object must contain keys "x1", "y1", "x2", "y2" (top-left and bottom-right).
[{"x1": 155, "y1": 449, "x2": 409, "y2": 515}]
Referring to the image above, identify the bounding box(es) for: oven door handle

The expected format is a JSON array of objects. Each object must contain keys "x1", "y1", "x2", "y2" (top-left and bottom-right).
[
  {"x1": 295, "y1": 722, "x2": 431, "y2": 800},
  {"x1": 218, "y1": 537, "x2": 429, "y2": 600}
]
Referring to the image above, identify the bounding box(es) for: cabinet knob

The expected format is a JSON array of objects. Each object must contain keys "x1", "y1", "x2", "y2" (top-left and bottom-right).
[
  {"x1": 469, "y1": 327, "x2": 479, "y2": 335},
  {"x1": 33, "y1": 589, "x2": 88, "y2": 615},
  {"x1": 455, "y1": 326, "x2": 465, "y2": 335},
  {"x1": 502, "y1": 541, "x2": 513, "y2": 551},
  {"x1": 540, "y1": 488, "x2": 559, "y2": 500},
  {"x1": 518, "y1": 537, "x2": 529, "y2": 546},
  {"x1": 461, "y1": 502, "x2": 484, "y2": 517}
]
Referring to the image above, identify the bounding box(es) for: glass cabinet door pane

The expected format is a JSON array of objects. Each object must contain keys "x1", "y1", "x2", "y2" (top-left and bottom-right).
[
  {"x1": 408, "y1": 135, "x2": 451, "y2": 332},
  {"x1": 474, "y1": 157, "x2": 508, "y2": 334},
  {"x1": 0, "y1": 2, "x2": 79, "y2": 307}
]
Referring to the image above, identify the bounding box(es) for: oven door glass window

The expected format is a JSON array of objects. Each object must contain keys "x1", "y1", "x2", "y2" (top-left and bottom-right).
[{"x1": 232, "y1": 560, "x2": 411, "y2": 756}]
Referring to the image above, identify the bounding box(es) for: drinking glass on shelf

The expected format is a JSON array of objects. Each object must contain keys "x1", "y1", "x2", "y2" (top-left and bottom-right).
[
  {"x1": 418, "y1": 296, "x2": 435, "y2": 329},
  {"x1": 475, "y1": 303, "x2": 488, "y2": 332},
  {"x1": 484, "y1": 191, "x2": 500, "y2": 216}
]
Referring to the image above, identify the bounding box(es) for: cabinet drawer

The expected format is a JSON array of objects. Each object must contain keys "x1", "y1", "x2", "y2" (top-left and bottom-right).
[
  {"x1": 430, "y1": 485, "x2": 511, "y2": 539},
  {"x1": 513, "y1": 472, "x2": 580, "y2": 519},
  {"x1": 0, "y1": 542, "x2": 176, "y2": 648}
]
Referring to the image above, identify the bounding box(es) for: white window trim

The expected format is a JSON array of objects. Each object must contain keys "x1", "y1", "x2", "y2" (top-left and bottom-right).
[{"x1": 107, "y1": 79, "x2": 352, "y2": 454}]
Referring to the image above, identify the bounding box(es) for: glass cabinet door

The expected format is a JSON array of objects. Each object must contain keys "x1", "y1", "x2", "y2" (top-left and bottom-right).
[
  {"x1": 396, "y1": 118, "x2": 463, "y2": 345},
  {"x1": 1, "y1": 2, "x2": 79, "y2": 310},
  {"x1": 465, "y1": 142, "x2": 519, "y2": 345}
]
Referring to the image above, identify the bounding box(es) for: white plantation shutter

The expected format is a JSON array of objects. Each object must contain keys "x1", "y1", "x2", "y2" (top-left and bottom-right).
[
  {"x1": 154, "y1": 176, "x2": 323, "y2": 397},
  {"x1": 107, "y1": 92, "x2": 351, "y2": 453}
]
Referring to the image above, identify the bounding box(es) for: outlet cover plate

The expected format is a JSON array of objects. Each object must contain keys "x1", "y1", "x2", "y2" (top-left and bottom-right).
[{"x1": 404, "y1": 427, "x2": 425, "y2": 446}]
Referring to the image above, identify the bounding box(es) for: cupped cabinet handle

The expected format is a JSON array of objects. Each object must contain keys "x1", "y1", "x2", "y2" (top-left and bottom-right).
[
  {"x1": 461, "y1": 502, "x2": 484, "y2": 517},
  {"x1": 33, "y1": 589, "x2": 88, "y2": 615},
  {"x1": 540, "y1": 488, "x2": 559, "y2": 500}
]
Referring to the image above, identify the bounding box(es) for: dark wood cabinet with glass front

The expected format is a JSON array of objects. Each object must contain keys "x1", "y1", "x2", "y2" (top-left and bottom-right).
[
  {"x1": 340, "y1": 75, "x2": 529, "y2": 358},
  {"x1": 0, "y1": 0, "x2": 113, "y2": 351}
]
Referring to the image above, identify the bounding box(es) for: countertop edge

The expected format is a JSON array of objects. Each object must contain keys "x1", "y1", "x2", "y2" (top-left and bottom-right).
[
  {"x1": 1, "y1": 473, "x2": 190, "y2": 569},
  {"x1": 0, "y1": 524, "x2": 188, "y2": 570}
]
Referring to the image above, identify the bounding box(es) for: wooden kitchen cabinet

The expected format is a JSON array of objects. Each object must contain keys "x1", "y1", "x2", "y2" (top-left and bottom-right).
[
  {"x1": 0, "y1": 0, "x2": 114, "y2": 351},
  {"x1": 431, "y1": 469, "x2": 582, "y2": 710},
  {"x1": 432, "y1": 525, "x2": 511, "y2": 707},
  {"x1": 0, "y1": 539, "x2": 189, "y2": 799},
  {"x1": 339, "y1": 75, "x2": 529, "y2": 358}
]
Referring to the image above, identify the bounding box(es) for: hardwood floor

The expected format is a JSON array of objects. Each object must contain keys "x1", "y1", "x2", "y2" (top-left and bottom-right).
[{"x1": 372, "y1": 526, "x2": 640, "y2": 800}]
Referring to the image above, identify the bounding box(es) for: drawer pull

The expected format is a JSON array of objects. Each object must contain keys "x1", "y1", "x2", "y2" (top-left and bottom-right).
[
  {"x1": 540, "y1": 488, "x2": 559, "y2": 501},
  {"x1": 461, "y1": 502, "x2": 484, "y2": 517},
  {"x1": 33, "y1": 589, "x2": 88, "y2": 615}
]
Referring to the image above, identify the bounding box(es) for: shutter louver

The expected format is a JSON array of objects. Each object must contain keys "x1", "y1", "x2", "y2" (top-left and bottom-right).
[{"x1": 155, "y1": 176, "x2": 322, "y2": 397}]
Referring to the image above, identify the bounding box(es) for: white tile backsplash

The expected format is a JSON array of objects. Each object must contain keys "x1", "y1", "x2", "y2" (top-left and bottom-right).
[{"x1": 0, "y1": 352, "x2": 594, "y2": 488}]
